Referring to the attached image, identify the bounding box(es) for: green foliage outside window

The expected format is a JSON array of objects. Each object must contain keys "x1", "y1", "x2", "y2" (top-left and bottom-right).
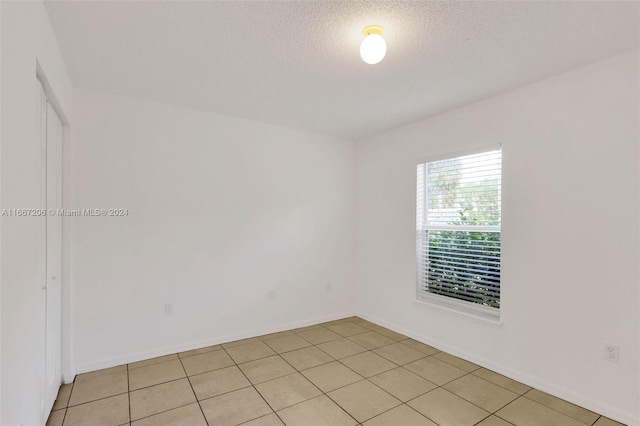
[
  {"x1": 426, "y1": 229, "x2": 500, "y2": 308},
  {"x1": 425, "y1": 175, "x2": 501, "y2": 308}
]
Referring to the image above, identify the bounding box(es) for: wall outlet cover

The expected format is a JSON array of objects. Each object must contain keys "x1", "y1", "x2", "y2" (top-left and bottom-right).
[{"x1": 604, "y1": 344, "x2": 619, "y2": 363}]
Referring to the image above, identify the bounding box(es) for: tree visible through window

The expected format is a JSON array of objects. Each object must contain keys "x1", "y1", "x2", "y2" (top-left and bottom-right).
[{"x1": 416, "y1": 149, "x2": 502, "y2": 315}]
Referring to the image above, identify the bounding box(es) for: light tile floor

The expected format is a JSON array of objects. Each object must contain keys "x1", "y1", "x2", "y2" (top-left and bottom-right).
[{"x1": 47, "y1": 317, "x2": 626, "y2": 426}]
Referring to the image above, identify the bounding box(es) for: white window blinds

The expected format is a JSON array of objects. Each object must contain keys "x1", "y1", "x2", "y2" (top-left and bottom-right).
[{"x1": 416, "y1": 149, "x2": 502, "y2": 313}]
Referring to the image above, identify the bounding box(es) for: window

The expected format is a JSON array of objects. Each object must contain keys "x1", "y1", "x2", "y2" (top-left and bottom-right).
[{"x1": 416, "y1": 149, "x2": 502, "y2": 320}]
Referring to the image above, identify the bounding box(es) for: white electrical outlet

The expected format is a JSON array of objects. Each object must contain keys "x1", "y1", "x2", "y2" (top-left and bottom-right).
[
  {"x1": 604, "y1": 344, "x2": 619, "y2": 363},
  {"x1": 326, "y1": 282, "x2": 332, "y2": 292},
  {"x1": 164, "y1": 303, "x2": 174, "y2": 316},
  {"x1": 268, "y1": 290, "x2": 276, "y2": 300}
]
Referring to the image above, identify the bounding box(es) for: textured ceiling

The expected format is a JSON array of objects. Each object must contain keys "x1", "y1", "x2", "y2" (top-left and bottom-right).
[{"x1": 45, "y1": 1, "x2": 639, "y2": 139}]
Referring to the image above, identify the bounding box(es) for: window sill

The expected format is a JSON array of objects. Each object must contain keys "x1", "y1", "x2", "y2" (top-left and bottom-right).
[{"x1": 414, "y1": 294, "x2": 502, "y2": 328}]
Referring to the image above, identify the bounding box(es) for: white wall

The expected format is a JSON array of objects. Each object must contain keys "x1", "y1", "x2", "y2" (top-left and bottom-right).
[
  {"x1": 70, "y1": 89, "x2": 357, "y2": 372},
  {"x1": 0, "y1": 2, "x2": 73, "y2": 425},
  {"x1": 355, "y1": 50, "x2": 639, "y2": 424},
  {"x1": 0, "y1": 3, "x2": 3, "y2": 422}
]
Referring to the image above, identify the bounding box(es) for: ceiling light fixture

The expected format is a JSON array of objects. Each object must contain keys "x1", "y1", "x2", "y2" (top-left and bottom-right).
[{"x1": 360, "y1": 25, "x2": 386, "y2": 65}]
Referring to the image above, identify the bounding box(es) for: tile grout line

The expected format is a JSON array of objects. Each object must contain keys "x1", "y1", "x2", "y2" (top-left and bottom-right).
[
  {"x1": 177, "y1": 351, "x2": 210, "y2": 426},
  {"x1": 403, "y1": 370, "x2": 516, "y2": 420},
  {"x1": 60, "y1": 382, "x2": 72, "y2": 426},
  {"x1": 269, "y1": 346, "x2": 362, "y2": 425},
  {"x1": 469, "y1": 368, "x2": 533, "y2": 395},
  {"x1": 485, "y1": 411, "x2": 517, "y2": 426},
  {"x1": 511, "y1": 393, "x2": 600, "y2": 426},
  {"x1": 519, "y1": 390, "x2": 601, "y2": 425},
  {"x1": 330, "y1": 381, "x2": 414, "y2": 425},
  {"x1": 126, "y1": 372, "x2": 219, "y2": 423},
  {"x1": 236, "y1": 320, "x2": 372, "y2": 425},
  {"x1": 127, "y1": 364, "x2": 131, "y2": 425},
  {"x1": 471, "y1": 412, "x2": 496, "y2": 426},
  {"x1": 276, "y1": 323, "x2": 421, "y2": 425},
  {"x1": 61, "y1": 390, "x2": 130, "y2": 410},
  {"x1": 125, "y1": 374, "x2": 184, "y2": 393},
  {"x1": 316, "y1": 325, "x2": 439, "y2": 425},
  {"x1": 492, "y1": 397, "x2": 525, "y2": 425},
  {"x1": 219, "y1": 343, "x2": 290, "y2": 426},
  {"x1": 273, "y1": 326, "x2": 368, "y2": 394}
]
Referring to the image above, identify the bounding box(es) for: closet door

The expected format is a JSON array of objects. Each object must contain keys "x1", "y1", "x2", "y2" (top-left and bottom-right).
[{"x1": 40, "y1": 82, "x2": 63, "y2": 420}]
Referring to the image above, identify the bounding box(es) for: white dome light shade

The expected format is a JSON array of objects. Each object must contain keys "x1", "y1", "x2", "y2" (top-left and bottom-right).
[{"x1": 360, "y1": 26, "x2": 386, "y2": 65}]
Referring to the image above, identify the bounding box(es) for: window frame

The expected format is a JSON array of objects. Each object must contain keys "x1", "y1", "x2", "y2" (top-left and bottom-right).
[{"x1": 415, "y1": 146, "x2": 502, "y2": 323}]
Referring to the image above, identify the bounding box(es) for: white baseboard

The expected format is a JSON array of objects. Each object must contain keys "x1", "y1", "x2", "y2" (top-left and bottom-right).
[
  {"x1": 354, "y1": 311, "x2": 638, "y2": 426},
  {"x1": 73, "y1": 311, "x2": 356, "y2": 376},
  {"x1": 62, "y1": 372, "x2": 76, "y2": 384}
]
